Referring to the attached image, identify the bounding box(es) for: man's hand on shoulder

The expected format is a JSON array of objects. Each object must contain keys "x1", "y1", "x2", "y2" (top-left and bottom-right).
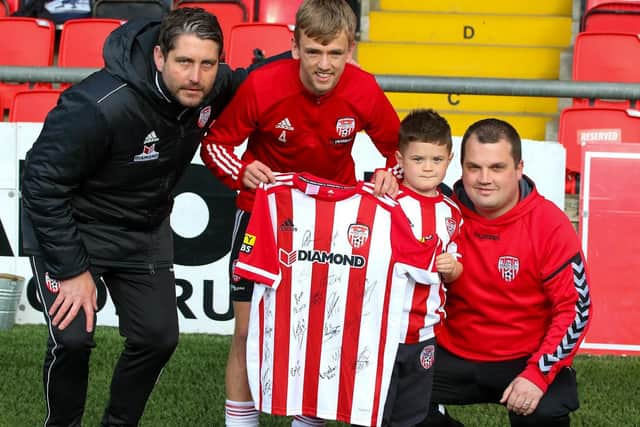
[
  {"x1": 371, "y1": 169, "x2": 399, "y2": 198},
  {"x1": 500, "y1": 376, "x2": 544, "y2": 416},
  {"x1": 49, "y1": 271, "x2": 97, "y2": 333}
]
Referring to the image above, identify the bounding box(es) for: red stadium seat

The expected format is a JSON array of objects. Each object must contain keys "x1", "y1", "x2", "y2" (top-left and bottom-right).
[
  {"x1": 9, "y1": 89, "x2": 62, "y2": 122},
  {"x1": 175, "y1": 0, "x2": 248, "y2": 50},
  {"x1": 585, "y1": 0, "x2": 640, "y2": 12},
  {"x1": 59, "y1": 19, "x2": 124, "y2": 68},
  {"x1": 58, "y1": 18, "x2": 124, "y2": 88},
  {"x1": 256, "y1": 0, "x2": 303, "y2": 27},
  {"x1": 0, "y1": 0, "x2": 9, "y2": 16},
  {"x1": 571, "y1": 31, "x2": 640, "y2": 108},
  {"x1": 582, "y1": 1, "x2": 640, "y2": 32},
  {"x1": 0, "y1": 17, "x2": 55, "y2": 115},
  {"x1": 241, "y1": 0, "x2": 255, "y2": 21},
  {"x1": 559, "y1": 105, "x2": 640, "y2": 172},
  {"x1": 572, "y1": 32, "x2": 640, "y2": 108},
  {"x1": 4, "y1": 0, "x2": 18, "y2": 14},
  {"x1": 226, "y1": 23, "x2": 292, "y2": 69}
]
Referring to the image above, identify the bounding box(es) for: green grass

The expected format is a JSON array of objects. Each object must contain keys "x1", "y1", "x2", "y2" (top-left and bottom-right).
[{"x1": 1, "y1": 325, "x2": 639, "y2": 426}]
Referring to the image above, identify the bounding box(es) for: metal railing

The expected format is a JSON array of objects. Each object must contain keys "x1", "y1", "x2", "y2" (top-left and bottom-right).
[{"x1": 1, "y1": 65, "x2": 639, "y2": 100}]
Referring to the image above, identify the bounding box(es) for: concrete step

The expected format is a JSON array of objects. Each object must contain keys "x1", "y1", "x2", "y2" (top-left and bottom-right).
[
  {"x1": 369, "y1": 12, "x2": 572, "y2": 47},
  {"x1": 357, "y1": 42, "x2": 563, "y2": 79},
  {"x1": 387, "y1": 93, "x2": 559, "y2": 115},
  {"x1": 378, "y1": 0, "x2": 572, "y2": 16}
]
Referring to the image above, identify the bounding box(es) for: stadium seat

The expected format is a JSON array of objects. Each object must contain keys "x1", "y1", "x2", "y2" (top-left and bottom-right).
[
  {"x1": 256, "y1": 0, "x2": 303, "y2": 27},
  {"x1": 582, "y1": 0, "x2": 640, "y2": 32},
  {"x1": 241, "y1": 0, "x2": 255, "y2": 21},
  {"x1": 0, "y1": 17, "x2": 55, "y2": 115},
  {"x1": 558, "y1": 105, "x2": 640, "y2": 172},
  {"x1": 58, "y1": 18, "x2": 124, "y2": 88},
  {"x1": 59, "y1": 18, "x2": 124, "y2": 68},
  {"x1": 572, "y1": 32, "x2": 640, "y2": 107},
  {"x1": 0, "y1": 0, "x2": 9, "y2": 16},
  {"x1": 585, "y1": 0, "x2": 640, "y2": 12},
  {"x1": 5, "y1": 0, "x2": 18, "y2": 14},
  {"x1": 226, "y1": 23, "x2": 292, "y2": 69},
  {"x1": 93, "y1": 0, "x2": 170, "y2": 20},
  {"x1": 175, "y1": 0, "x2": 248, "y2": 48},
  {"x1": 9, "y1": 89, "x2": 62, "y2": 122}
]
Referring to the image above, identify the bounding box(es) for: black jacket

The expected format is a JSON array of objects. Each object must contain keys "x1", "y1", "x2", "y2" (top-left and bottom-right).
[{"x1": 22, "y1": 19, "x2": 241, "y2": 279}]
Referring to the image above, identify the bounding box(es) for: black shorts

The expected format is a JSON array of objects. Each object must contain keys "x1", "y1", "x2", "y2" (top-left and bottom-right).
[
  {"x1": 229, "y1": 209, "x2": 254, "y2": 302},
  {"x1": 431, "y1": 345, "x2": 580, "y2": 418},
  {"x1": 382, "y1": 337, "x2": 437, "y2": 426}
]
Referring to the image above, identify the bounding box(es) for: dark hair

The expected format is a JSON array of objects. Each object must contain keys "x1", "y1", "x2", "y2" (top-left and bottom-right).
[
  {"x1": 157, "y1": 8, "x2": 223, "y2": 57},
  {"x1": 294, "y1": 0, "x2": 356, "y2": 45},
  {"x1": 398, "y1": 109, "x2": 452, "y2": 153},
  {"x1": 460, "y1": 118, "x2": 522, "y2": 164}
]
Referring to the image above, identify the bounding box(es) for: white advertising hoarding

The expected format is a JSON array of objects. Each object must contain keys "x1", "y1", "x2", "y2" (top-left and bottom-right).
[{"x1": 0, "y1": 123, "x2": 565, "y2": 334}]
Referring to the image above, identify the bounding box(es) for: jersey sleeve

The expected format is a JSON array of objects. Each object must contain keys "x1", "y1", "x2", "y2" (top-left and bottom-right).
[
  {"x1": 520, "y1": 209, "x2": 591, "y2": 392},
  {"x1": 361, "y1": 80, "x2": 401, "y2": 173},
  {"x1": 390, "y1": 206, "x2": 442, "y2": 286},
  {"x1": 200, "y1": 75, "x2": 260, "y2": 190},
  {"x1": 233, "y1": 185, "x2": 282, "y2": 288}
]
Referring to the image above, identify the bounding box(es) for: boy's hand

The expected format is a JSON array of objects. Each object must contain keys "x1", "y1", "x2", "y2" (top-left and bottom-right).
[
  {"x1": 435, "y1": 253, "x2": 456, "y2": 275},
  {"x1": 436, "y1": 253, "x2": 461, "y2": 283}
]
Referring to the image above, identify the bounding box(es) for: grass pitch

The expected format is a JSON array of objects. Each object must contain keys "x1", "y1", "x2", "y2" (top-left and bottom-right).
[{"x1": 1, "y1": 325, "x2": 639, "y2": 426}]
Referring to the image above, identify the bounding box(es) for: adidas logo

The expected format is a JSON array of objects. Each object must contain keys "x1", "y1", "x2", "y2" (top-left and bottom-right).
[
  {"x1": 144, "y1": 130, "x2": 159, "y2": 144},
  {"x1": 275, "y1": 118, "x2": 294, "y2": 131},
  {"x1": 279, "y1": 218, "x2": 297, "y2": 232}
]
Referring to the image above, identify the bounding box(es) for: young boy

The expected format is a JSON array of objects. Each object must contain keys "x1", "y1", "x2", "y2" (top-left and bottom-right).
[{"x1": 382, "y1": 109, "x2": 464, "y2": 426}]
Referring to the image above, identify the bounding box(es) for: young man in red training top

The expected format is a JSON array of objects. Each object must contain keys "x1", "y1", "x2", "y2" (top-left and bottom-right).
[
  {"x1": 199, "y1": 1, "x2": 400, "y2": 425},
  {"x1": 420, "y1": 118, "x2": 591, "y2": 427}
]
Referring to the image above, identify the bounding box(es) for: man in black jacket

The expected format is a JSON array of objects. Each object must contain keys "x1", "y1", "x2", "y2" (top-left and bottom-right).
[{"x1": 21, "y1": 8, "x2": 236, "y2": 426}]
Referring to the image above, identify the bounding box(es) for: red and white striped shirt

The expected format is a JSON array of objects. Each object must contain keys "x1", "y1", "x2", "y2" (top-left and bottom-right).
[
  {"x1": 235, "y1": 173, "x2": 442, "y2": 426},
  {"x1": 396, "y1": 185, "x2": 463, "y2": 344}
]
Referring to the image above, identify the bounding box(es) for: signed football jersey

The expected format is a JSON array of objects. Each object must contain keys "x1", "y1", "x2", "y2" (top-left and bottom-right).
[{"x1": 235, "y1": 173, "x2": 441, "y2": 426}]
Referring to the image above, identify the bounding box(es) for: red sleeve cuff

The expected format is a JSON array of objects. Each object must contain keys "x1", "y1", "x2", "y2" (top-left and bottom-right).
[{"x1": 520, "y1": 364, "x2": 550, "y2": 394}]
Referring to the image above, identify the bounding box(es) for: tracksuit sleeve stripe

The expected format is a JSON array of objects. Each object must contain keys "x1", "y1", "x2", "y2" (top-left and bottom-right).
[
  {"x1": 205, "y1": 144, "x2": 241, "y2": 179},
  {"x1": 538, "y1": 253, "x2": 591, "y2": 374}
]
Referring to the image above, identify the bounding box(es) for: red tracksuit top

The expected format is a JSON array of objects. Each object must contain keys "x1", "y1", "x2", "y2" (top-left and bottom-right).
[
  {"x1": 438, "y1": 177, "x2": 591, "y2": 392},
  {"x1": 200, "y1": 58, "x2": 400, "y2": 212}
]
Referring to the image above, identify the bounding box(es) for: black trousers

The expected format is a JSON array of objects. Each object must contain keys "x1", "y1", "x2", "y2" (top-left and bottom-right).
[
  {"x1": 30, "y1": 256, "x2": 179, "y2": 427},
  {"x1": 422, "y1": 346, "x2": 579, "y2": 427}
]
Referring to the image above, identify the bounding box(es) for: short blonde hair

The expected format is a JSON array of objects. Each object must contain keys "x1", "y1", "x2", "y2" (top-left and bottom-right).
[{"x1": 294, "y1": 0, "x2": 356, "y2": 45}]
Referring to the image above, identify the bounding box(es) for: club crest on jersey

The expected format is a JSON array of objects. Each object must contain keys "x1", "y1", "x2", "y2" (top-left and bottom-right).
[
  {"x1": 198, "y1": 106, "x2": 211, "y2": 128},
  {"x1": 348, "y1": 223, "x2": 370, "y2": 249},
  {"x1": 446, "y1": 217, "x2": 456, "y2": 237},
  {"x1": 336, "y1": 117, "x2": 355, "y2": 137},
  {"x1": 498, "y1": 256, "x2": 520, "y2": 282},
  {"x1": 420, "y1": 345, "x2": 435, "y2": 370},
  {"x1": 45, "y1": 272, "x2": 60, "y2": 294}
]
